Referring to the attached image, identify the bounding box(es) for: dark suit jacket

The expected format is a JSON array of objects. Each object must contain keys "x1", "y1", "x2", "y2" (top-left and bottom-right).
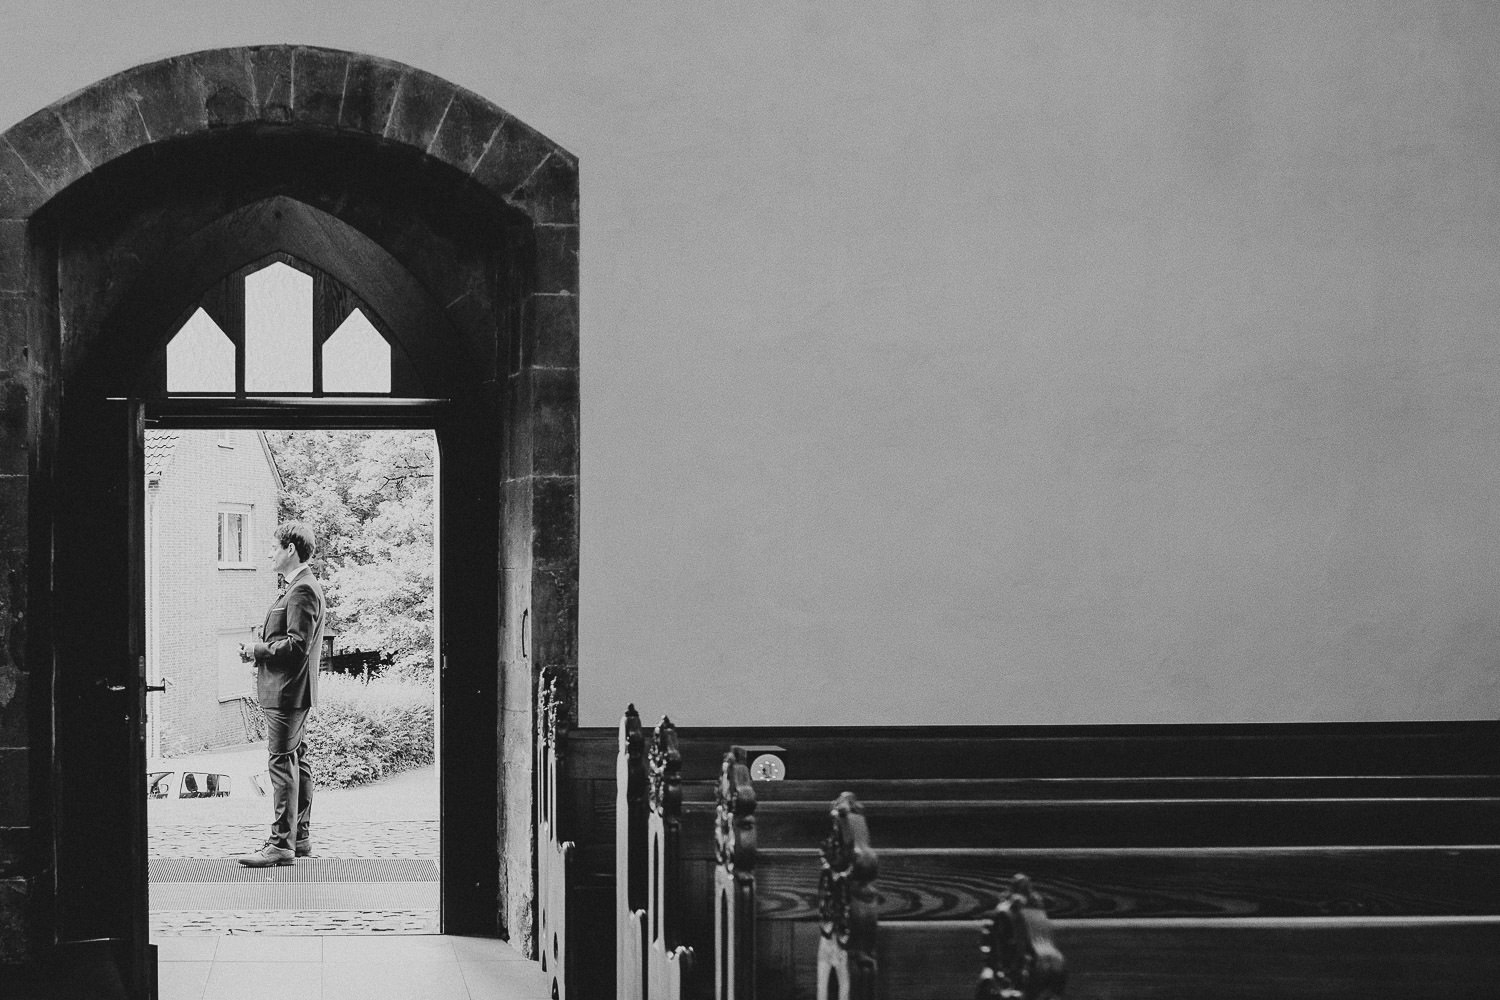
[{"x1": 252, "y1": 567, "x2": 325, "y2": 711}]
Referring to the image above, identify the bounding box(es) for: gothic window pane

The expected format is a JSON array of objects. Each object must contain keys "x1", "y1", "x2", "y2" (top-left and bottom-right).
[
  {"x1": 322, "y1": 308, "x2": 392, "y2": 393},
  {"x1": 245, "y1": 262, "x2": 313, "y2": 393},
  {"x1": 166, "y1": 308, "x2": 234, "y2": 392}
]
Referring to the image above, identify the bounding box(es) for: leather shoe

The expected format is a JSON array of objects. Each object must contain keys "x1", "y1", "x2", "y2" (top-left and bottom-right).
[
  {"x1": 238, "y1": 841, "x2": 294, "y2": 867},
  {"x1": 295, "y1": 839, "x2": 312, "y2": 858}
]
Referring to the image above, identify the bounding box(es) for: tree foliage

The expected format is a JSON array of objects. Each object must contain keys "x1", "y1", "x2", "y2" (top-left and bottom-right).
[{"x1": 263, "y1": 430, "x2": 436, "y2": 680}]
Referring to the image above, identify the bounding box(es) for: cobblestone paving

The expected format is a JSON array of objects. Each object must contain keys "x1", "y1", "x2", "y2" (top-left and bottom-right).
[
  {"x1": 150, "y1": 820, "x2": 439, "y2": 860},
  {"x1": 150, "y1": 820, "x2": 439, "y2": 935},
  {"x1": 150, "y1": 909, "x2": 438, "y2": 936}
]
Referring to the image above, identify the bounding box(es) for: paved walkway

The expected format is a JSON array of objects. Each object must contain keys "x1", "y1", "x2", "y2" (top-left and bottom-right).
[
  {"x1": 150, "y1": 748, "x2": 441, "y2": 937},
  {"x1": 144, "y1": 747, "x2": 554, "y2": 997},
  {"x1": 151, "y1": 820, "x2": 439, "y2": 860},
  {"x1": 153, "y1": 910, "x2": 438, "y2": 937}
]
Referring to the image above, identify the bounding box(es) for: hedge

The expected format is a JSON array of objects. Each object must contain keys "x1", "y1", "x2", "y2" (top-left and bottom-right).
[{"x1": 306, "y1": 674, "x2": 435, "y2": 788}]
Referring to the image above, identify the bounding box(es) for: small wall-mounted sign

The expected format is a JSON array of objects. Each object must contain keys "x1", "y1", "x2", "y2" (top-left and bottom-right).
[{"x1": 736, "y1": 744, "x2": 788, "y2": 781}]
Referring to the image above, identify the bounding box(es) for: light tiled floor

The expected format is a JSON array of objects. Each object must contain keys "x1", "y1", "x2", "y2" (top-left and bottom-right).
[{"x1": 154, "y1": 934, "x2": 552, "y2": 1000}]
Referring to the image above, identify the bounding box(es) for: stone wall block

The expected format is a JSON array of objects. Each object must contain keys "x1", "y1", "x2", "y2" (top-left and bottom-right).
[
  {"x1": 0, "y1": 876, "x2": 28, "y2": 963},
  {"x1": 184, "y1": 48, "x2": 258, "y2": 129},
  {"x1": 524, "y1": 294, "x2": 579, "y2": 371},
  {"x1": 507, "y1": 152, "x2": 578, "y2": 226},
  {"x1": 0, "y1": 748, "x2": 24, "y2": 823},
  {"x1": 2, "y1": 547, "x2": 22, "y2": 673},
  {"x1": 427, "y1": 90, "x2": 508, "y2": 175},
  {"x1": 497, "y1": 378, "x2": 516, "y2": 484},
  {"x1": 529, "y1": 557, "x2": 579, "y2": 669},
  {"x1": 0, "y1": 374, "x2": 29, "y2": 477},
  {"x1": 0, "y1": 664, "x2": 25, "y2": 747},
  {"x1": 0, "y1": 222, "x2": 26, "y2": 296},
  {"x1": 0, "y1": 162, "x2": 41, "y2": 224},
  {"x1": 0, "y1": 110, "x2": 89, "y2": 199},
  {"x1": 26, "y1": 375, "x2": 58, "y2": 463},
  {"x1": 0, "y1": 461, "x2": 27, "y2": 541},
  {"x1": 0, "y1": 141, "x2": 48, "y2": 218},
  {"x1": 0, "y1": 525, "x2": 23, "y2": 693},
  {"x1": 529, "y1": 368, "x2": 578, "y2": 479},
  {"x1": 501, "y1": 299, "x2": 525, "y2": 379},
  {"x1": 122, "y1": 57, "x2": 210, "y2": 141},
  {"x1": 500, "y1": 565, "x2": 530, "y2": 667},
  {"x1": 501, "y1": 689, "x2": 533, "y2": 763},
  {"x1": 501, "y1": 476, "x2": 533, "y2": 571},
  {"x1": 502, "y1": 370, "x2": 534, "y2": 485},
  {"x1": 247, "y1": 45, "x2": 295, "y2": 123},
  {"x1": 339, "y1": 54, "x2": 405, "y2": 136},
  {"x1": 469, "y1": 116, "x2": 557, "y2": 201},
  {"x1": 0, "y1": 828, "x2": 23, "y2": 875},
  {"x1": 499, "y1": 688, "x2": 536, "y2": 950},
  {"x1": 384, "y1": 68, "x2": 456, "y2": 152},
  {"x1": 0, "y1": 292, "x2": 35, "y2": 374},
  {"x1": 531, "y1": 476, "x2": 578, "y2": 569},
  {"x1": 51, "y1": 76, "x2": 150, "y2": 172},
  {"x1": 291, "y1": 47, "x2": 349, "y2": 130},
  {"x1": 532, "y1": 225, "x2": 579, "y2": 296}
]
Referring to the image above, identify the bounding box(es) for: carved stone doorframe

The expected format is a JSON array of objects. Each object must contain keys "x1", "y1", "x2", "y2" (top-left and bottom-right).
[{"x1": 0, "y1": 46, "x2": 577, "y2": 980}]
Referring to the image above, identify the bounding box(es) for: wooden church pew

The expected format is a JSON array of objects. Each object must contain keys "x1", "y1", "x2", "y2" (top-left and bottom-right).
[
  {"x1": 619, "y1": 714, "x2": 1023, "y2": 1000},
  {"x1": 630, "y1": 717, "x2": 1096, "y2": 999},
  {"x1": 814, "y1": 915, "x2": 1500, "y2": 1000},
  {"x1": 537, "y1": 666, "x2": 577, "y2": 1000},
  {"x1": 537, "y1": 666, "x2": 619, "y2": 1000},
  {"x1": 612, "y1": 714, "x2": 1500, "y2": 1000},
  {"x1": 717, "y1": 759, "x2": 1500, "y2": 999},
  {"x1": 806, "y1": 792, "x2": 1500, "y2": 1000},
  {"x1": 812, "y1": 793, "x2": 1071, "y2": 1000}
]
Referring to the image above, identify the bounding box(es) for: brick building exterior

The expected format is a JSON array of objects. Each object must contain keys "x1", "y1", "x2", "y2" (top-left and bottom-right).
[{"x1": 145, "y1": 429, "x2": 282, "y2": 757}]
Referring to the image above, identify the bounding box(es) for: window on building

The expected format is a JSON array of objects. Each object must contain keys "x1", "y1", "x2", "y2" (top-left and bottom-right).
[
  {"x1": 217, "y1": 429, "x2": 235, "y2": 448},
  {"x1": 217, "y1": 508, "x2": 253, "y2": 568}
]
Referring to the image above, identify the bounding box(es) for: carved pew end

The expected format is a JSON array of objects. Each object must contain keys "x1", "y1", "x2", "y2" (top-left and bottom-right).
[
  {"x1": 977, "y1": 874, "x2": 1066, "y2": 1000},
  {"x1": 816, "y1": 793, "x2": 879, "y2": 1000}
]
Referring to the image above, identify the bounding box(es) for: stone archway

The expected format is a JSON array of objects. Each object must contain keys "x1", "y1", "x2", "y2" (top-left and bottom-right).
[{"x1": 0, "y1": 46, "x2": 577, "y2": 986}]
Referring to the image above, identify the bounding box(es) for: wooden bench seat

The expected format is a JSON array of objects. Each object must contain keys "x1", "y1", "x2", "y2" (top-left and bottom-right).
[
  {"x1": 807, "y1": 794, "x2": 1500, "y2": 1000},
  {"x1": 749, "y1": 842, "x2": 1500, "y2": 994},
  {"x1": 729, "y1": 774, "x2": 1500, "y2": 998},
  {"x1": 605, "y1": 713, "x2": 1500, "y2": 1000},
  {"x1": 796, "y1": 916, "x2": 1500, "y2": 1000},
  {"x1": 751, "y1": 845, "x2": 1500, "y2": 920}
]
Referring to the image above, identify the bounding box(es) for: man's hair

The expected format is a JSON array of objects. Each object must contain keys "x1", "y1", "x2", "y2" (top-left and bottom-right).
[{"x1": 275, "y1": 521, "x2": 316, "y2": 563}]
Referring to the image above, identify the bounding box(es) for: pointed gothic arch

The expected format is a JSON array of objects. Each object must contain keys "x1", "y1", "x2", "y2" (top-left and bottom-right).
[{"x1": 0, "y1": 46, "x2": 577, "y2": 988}]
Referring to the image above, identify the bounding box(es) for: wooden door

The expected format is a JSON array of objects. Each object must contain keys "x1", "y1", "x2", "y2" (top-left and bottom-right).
[{"x1": 51, "y1": 394, "x2": 150, "y2": 998}]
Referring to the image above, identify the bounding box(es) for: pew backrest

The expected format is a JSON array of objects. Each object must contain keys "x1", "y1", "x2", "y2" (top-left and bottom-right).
[
  {"x1": 976, "y1": 874, "x2": 1067, "y2": 1000},
  {"x1": 715, "y1": 748, "x2": 757, "y2": 1000},
  {"x1": 537, "y1": 666, "x2": 577, "y2": 999},
  {"x1": 619, "y1": 705, "x2": 648, "y2": 1000},
  {"x1": 647, "y1": 717, "x2": 695, "y2": 999},
  {"x1": 815, "y1": 792, "x2": 879, "y2": 1000}
]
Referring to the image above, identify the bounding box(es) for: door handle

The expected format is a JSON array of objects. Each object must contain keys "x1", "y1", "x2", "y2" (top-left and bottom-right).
[{"x1": 145, "y1": 683, "x2": 166, "y2": 693}]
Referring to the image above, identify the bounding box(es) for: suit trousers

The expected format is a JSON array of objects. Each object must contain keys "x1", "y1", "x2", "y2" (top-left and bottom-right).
[{"x1": 263, "y1": 706, "x2": 313, "y2": 850}]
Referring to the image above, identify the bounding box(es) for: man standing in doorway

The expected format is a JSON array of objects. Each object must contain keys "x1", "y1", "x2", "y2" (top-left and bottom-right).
[{"x1": 237, "y1": 521, "x2": 324, "y2": 867}]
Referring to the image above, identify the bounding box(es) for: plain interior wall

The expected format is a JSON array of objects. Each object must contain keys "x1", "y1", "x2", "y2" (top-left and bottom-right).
[{"x1": 4, "y1": 2, "x2": 1498, "y2": 727}]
